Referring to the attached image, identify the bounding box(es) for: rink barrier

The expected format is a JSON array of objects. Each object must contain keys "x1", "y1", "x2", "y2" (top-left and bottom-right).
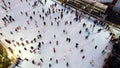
[
  {"x1": 53, "y1": 0, "x2": 120, "y2": 30},
  {"x1": 65, "y1": 0, "x2": 120, "y2": 32}
]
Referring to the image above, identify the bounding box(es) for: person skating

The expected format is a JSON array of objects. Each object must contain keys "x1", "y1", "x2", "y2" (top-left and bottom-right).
[
  {"x1": 66, "y1": 62, "x2": 69, "y2": 67},
  {"x1": 70, "y1": 21, "x2": 72, "y2": 25},
  {"x1": 51, "y1": 22, "x2": 53, "y2": 26},
  {"x1": 19, "y1": 50, "x2": 21, "y2": 54},
  {"x1": 54, "y1": 34, "x2": 56, "y2": 38},
  {"x1": 26, "y1": 40, "x2": 29, "y2": 44},
  {"x1": 34, "y1": 38, "x2": 36, "y2": 42},
  {"x1": 24, "y1": 58, "x2": 29, "y2": 61},
  {"x1": 95, "y1": 45, "x2": 98, "y2": 49},
  {"x1": 80, "y1": 49, "x2": 84, "y2": 53},
  {"x1": 38, "y1": 42, "x2": 41, "y2": 48},
  {"x1": 50, "y1": 58, "x2": 52, "y2": 61},
  {"x1": 75, "y1": 43, "x2": 79, "y2": 48},
  {"x1": 40, "y1": 58, "x2": 43, "y2": 62},
  {"x1": 32, "y1": 60, "x2": 35, "y2": 64},
  {"x1": 82, "y1": 56, "x2": 85, "y2": 59},
  {"x1": 49, "y1": 64, "x2": 51, "y2": 68},
  {"x1": 83, "y1": 23, "x2": 86, "y2": 27},
  {"x1": 30, "y1": 16, "x2": 33, "y2": 20},
  {"x1": 56, "y1": 59, "x2": 58, "y2": 64},
  {"x1": 97, "y1": 28, "x2": 102, "y2": 33},
  {"x1": 25, "y1": 12, "x2": 28, "y2": 16},
  {"x1": 79, "y1": 30, "x2": 82, "y2": 34},
  {"x1": 53, "y1": 47, "x2": 56, "y2": 53},
  {"x1": 31, "y1": 46, "x2": 34, "y2": 50},
  {"x1": 56, "y1": 41, "x2": 58, "y2": 45},
  {"x1": 45, "y1": 0, "x2": 47, "y2": 4},
  {"x1": 85, "y1": 35, "x2": 88, "y2": 39},
  {"x1": 57, "y1": 21, "x2": 59, "y2": 26},
  {"x1": 24, "y1": 47, "x2": 27, "y2": 51},
  {"x1": 33, "y1": 11, "x2": 35, "y2": 15}
]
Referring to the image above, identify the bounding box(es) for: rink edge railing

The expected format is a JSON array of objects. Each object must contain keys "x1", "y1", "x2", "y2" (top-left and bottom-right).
[{"x1": 52, "y1": 0, "x2": 120, "y2": 33}]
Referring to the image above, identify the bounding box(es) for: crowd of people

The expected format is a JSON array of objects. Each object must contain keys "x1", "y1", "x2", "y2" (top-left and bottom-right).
[{"x1": 0, "y1": 0, "x2": 113, "y2": 68}]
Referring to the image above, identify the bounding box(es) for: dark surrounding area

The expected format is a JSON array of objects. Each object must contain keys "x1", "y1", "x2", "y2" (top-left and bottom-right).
[
  {"x1": 105, "y1": 9, "x2": 120, "y2": 25},
  {"x1": 104, "y1": 37, "x2": 120, "y2": 68}
]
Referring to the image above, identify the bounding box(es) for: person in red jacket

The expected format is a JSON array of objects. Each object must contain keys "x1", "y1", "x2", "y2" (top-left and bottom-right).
[{"x1": 53, "y1": 48, "x2": 56, "y2": 53}]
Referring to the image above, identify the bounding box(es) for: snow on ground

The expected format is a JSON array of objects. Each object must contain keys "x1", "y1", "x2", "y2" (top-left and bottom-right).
[{"x1": 0, "y1": 0, "x2": 112, "y2": 68}]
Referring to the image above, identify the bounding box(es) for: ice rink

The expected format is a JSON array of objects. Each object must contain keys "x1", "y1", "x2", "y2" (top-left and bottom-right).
[{"x1": 0, "y1": 0, "x2": 112, "y2": 68}]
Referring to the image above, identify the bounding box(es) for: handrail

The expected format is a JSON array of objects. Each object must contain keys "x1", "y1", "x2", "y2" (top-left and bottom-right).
[{"x1": 66, "y1": 1, "x2": 120, "y2": 31}]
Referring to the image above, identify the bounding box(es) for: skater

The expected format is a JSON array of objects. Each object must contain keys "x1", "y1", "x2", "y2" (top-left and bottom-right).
[
  {"x1": 68, "y1": 38, "x2": 71, "y2": 42},
  {"x1": 10, "y1": 31, "x2": 13, "y2": 34},
  {"x1": 82, "y1": 56, "x2": 85, "y2": 59},
  {"x1": 25, "y1": 12, "x2": 28, "y2": 16},
  {"x1": 49, "y1": 64, "x2": 51, "y2": 68},
  {"x1": 42, "y1": 16, "x2": 44, "y2": 20},
  {"x1": 32, "y1": 60, "x2": 35, "y2": 64},
  {"x1": 70, "y1": 21, "x2": 72, "y2": 25},
  {"x1": 85, "y1": 28, "x2": 88, "y2": 32},
  {"x1": 80, "y1": 49, "x2": 84, "y2": 52},
  {"x1": 85, "y1": 35, "x2": 89, "y2": 39},
  {"x1": 66, "y1": 62, "x2": 69, "y2": 67},
  {"x1": 65, "y1": 21, "x2": 68, "y2": 25},
  {"x1": 56, "y1": 41, "x2": 58, "y2": 45},
  {"x1": 83, "y1": 23, "x2": 86, "y2": 27},
  {"x1": 56, "y1": 59, "x2": 58, "y2": 64},
  {"x1": 34, "y1": 38, "x2": 36, "y2": 42},
  {"x1": 20, "y1": 37, "x2": 23, "y2": 41},
  {"x1": 95, "y1": 45, "x2": 98, "y2": 49},
  {"x1": 39, "y1": 34, "x2": 42, "y2": 38},
  {"x1": 57, "y1": 22, "x2": 59, "y2": 26},
  {"x1": 31, "y1": 46, "x2": 34, "y2": 50},
  {"x1": 37, "y1": 62, "x2": 41, "y2": 66},
  {"x1": 75, "y1": 43, "x2": 79, "y2": 48},
  {"x1": 43, "y1": 21, "x2": 46, "y2": 26},
  {"x1": 54, "y1": 34, "x2": 56, "y2": 38},
  {"x1": 61, "y1": 12, "x2": 63, "y2": 19},
  {"x1": 63, "y1": 29, "x2": 65, "y2": 33},
  {"x1": 92, "y1": 24, "x2": 95, "y2": 32},
  {"x1": 26, "y1": 40, "x2": 29, "y2": 44},
  {"x1": 24, "y1": 47, "x2": 27, "y2": 51},
  {"x1": 101, "y1": 50, "x2": 106, "y2": 55},
  {"x1": 97, "y1": 28, "x2": 102, "y2": 33},
  {"x1": 5, "y1": 39, "x2": 11, "y2": 44},
  {"x1": 42, "y1": 8, "x2": 44, "y2": 13},
  {"x1": 39, "y1": 14, "x2": 41, "y2": 18},
  {"x1": 45, "y1": 0, "x2": 47, "y2": 4},
  {"x1": 30, "y1": 16, "x2": 33, "y2": 20},
  {"x1": 49, "y1": 41, "x2": 52, "y2": 44},
  {"x1": 42, "y1": 41, "x2": 44, "y2": 45},
  {"x1": 38, "y1": 0, "x2": 43, "y2": 5},
  {"x1": 51, "y1": 22, "x2": 53, "y2": 26},
  {"x1": 21, "y1": 42, "x2": 25, "y2": 46},
  {"x1": 50, "y1": 58, "x2": 52, "y2": 61},
  {"x1": 40, "y1": 58, "x2": 43, "y2": 62},
  {"x1": 0, "y1": 33, "x2": 3, "y2": 36},
  {"x1": 79, "y1": 30, "x2": 82, "y2": 34},
  {"x1": 19, "y1": 50, "x2": 21, "y2": 54},
  {"x1": 53, "y1": 47, "x2": 56, "y2": 53},
  {"x1": 24, "y1": 58, "x2": 29, "y2": 61},
  {"x1": 33, "y1": 11, "x2": 35, "y2": 15},
  {"x1": 66, "y1": 38, "x2": 71, "y2": 42},
  {"x1": 38, "y1": 42, "x2": 41, "y2": 48},
  {"x1": 16, "y1": 42, "x2": 20, "y2": 46}
]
